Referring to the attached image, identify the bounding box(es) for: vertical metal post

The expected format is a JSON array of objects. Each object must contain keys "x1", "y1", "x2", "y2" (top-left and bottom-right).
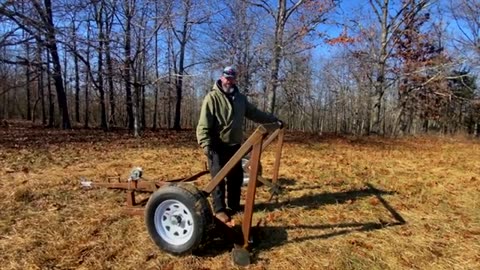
[
  {"x1": 242, "y1": 138, "x2": 263, "y2": 248},
  {"x1": 126, "y1": 191, "x2": 135, "y2": 207},
  {"x1": 271, "y1": 128, "x2": 284, "y2": 185},
  {"x1": 243, "y1": 128, "x2": 280, "y2": 169}
]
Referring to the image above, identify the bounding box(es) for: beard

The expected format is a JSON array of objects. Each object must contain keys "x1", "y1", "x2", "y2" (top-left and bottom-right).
[
  {"x1": 222, "y1": 81, "x2": 235, "y2": 94},
  {"x1": 224, "y1": 86, "x2": 235, "y2": 94}
]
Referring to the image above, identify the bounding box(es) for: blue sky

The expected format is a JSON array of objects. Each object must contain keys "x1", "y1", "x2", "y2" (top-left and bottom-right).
[{"x1": 314, "y1": 0, "x2": 460, "y2": 56}]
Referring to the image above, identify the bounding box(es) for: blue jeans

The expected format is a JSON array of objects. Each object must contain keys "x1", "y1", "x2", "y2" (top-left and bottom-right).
[{"x1": 207, "y1": 144, "x2": 243, "y2": 213}]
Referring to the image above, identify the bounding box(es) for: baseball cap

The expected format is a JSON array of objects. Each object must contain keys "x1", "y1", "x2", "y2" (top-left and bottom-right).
[{"x1": 222, "y1": 66, "x2": 236, "y2": 78}]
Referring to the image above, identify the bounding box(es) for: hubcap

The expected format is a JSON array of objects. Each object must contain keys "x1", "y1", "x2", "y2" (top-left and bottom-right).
[{"x1": 154, "y1": 199, "x2": 194, "y2": 246}]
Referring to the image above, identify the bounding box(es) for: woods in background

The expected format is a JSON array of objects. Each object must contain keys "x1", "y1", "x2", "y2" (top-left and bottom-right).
[{"x1": 0, "y1": 0, "x2": 478, "y2": 136}]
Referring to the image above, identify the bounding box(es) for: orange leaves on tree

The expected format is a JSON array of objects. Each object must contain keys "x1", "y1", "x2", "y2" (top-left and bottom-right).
[
  {"x1": 325, "y1": 32, "x2": 357, "y2": 45},
  {"x1": 303, "y1": 0, "x2": 332, "y2": 14}
]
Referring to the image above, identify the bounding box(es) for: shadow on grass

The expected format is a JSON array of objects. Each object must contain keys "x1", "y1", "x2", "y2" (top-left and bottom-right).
[
  {"x1": 252, "y1": 182, "x2": 406, "y2": 252},
  {"x1": 253, "y1": 220, "x2": 404, "y2": 251},
  {"x1": 254, "y1": 180, "x2": 397, "y2": 212},
  {"x1": 194, "y1": 182, "x2": 406, "y2": 260},
  {"x1": 274, "y1": 178, "x2": 297, "y2": 186}
]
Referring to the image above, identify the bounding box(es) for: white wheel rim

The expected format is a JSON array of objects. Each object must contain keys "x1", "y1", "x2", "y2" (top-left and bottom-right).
[{"x1": 154, "y1": 199, "x2": 195, "y2": 246}]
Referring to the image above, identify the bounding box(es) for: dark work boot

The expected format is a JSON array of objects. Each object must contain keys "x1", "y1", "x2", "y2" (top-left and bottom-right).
[{"x1": 215, "y1": 211, "x2": 231, "y2": 223}]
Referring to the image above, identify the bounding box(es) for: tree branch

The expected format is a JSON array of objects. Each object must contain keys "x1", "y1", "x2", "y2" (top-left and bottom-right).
[{"x1": 246, "y1": 0, "x2": 275, "y2": 19}]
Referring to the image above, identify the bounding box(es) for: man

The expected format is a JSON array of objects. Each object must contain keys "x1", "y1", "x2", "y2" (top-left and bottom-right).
[{"x1": 196, "y1": 66, "x2": 282, "y2": 223}]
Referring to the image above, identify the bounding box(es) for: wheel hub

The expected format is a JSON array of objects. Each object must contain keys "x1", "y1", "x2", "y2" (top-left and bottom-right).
[
  {"x1": 154, "y1": 199, "x2": 194, "y2": 246},
  {"x1": 170, "y1": 214, "x2": 182, "y2": 225}
]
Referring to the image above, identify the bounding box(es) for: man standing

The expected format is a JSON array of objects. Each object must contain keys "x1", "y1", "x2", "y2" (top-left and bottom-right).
[{"x1": 196, "y1": 66, "x2": 282, "y2": 223}]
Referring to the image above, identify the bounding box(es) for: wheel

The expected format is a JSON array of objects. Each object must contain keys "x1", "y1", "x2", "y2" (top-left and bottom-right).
[
  {"x1": 242, "y1": 157, "x2": 263, "y2": 187},
  {"x1": 145, "y1": 184, "x2": 212, "y2": 255}
]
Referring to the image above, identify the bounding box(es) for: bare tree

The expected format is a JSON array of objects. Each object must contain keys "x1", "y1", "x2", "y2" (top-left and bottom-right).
[
  {"x1": 208, "y1": 1, "x2": 261, "y2": 93},
  {"x1": 0, "y1": 0, "x2": 476, "y2": 137},
  {"x1": 167, "y1": 0, "x2": 210, "y2": 130},
  {"x1": 71, "y1": 18, "x2": 81, "y2": 123},
  {"x1": 93, "y1": 0, "x2": 108, "y2": 130},
  {"x1": 104, "y1": 1, "x2": 117, "y2": 127},
  {"x1": 248, "y1": 0, "x2": 335, "y2": 114},
  {"x1": 450, "y1": 0, "x2": 480, "y2": 67},
  {"x1": 0, "y1": 0, "x2": 71, "y2": 128},
  {"x1": 36, "y1": 43, "x2": 46, "y2": 125},
  {"x1": 84, "y1": 18, "x2": 91, "y2": 128},
  {"x1": 46, "y1": 50, "x2": 55, "y2": 127},
  {"x1": 152, "y1": 0, "x2": 161, "y2": 130},
  {"x1": 120, "y1": 0, "x2": 135, "y2": 131},
  {"x1": 39, "y1": 0, "x2": 71, "y2": 128}
]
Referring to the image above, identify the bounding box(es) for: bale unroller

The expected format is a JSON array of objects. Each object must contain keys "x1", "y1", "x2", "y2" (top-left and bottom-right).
[{"x1": 81, "y1": 123, "x2": 284, "y2": 266}]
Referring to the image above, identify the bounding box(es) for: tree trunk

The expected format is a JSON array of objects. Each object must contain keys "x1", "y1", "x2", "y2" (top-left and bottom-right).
[
  {"x1": 106, "y1": 50, "x2": 116, "y2": 127},
  {"x1": 63, "y1": 42, "x2": 68, "y2": 109},
  {"x1": 73, "y1": 22, "x2": 81, "y2": 123},
  {"x1": 141, "y1": 84, "x2": 146, "y2": 130},
  {"x1": 38, "y1": 45, "x2": 46, "y2": 125},
  {"x1": 46, "y1": 52, "x2": 55, "y2": 127},
  {"x1": 124, "y1": 1, "x2": 134, "y2": 131},
  {"x1": 26, "y1": 42, "x2": 32, "y2": 121},
  {"x1": 133, "y1": 83, "x2": 140, "y2": 137},
  {"x1": 141, "y1": 31, "x2": 146, "y2": 130},
  {"x1": 267, "y1": 0, "x2": 286, "y2": 114},
  {"x1": 167, "y1": 30, "x2": 173, "y2": 129},
  {"x1": 153, "y1": 16, "x2": 159, "y2": 130},
  {"x1": 174, "y1": 81, "x2": 183, "y2": 130},
  {"x1": 370, "y1": 0, "x2": 389, "y2": 135},
  {"x1": 44, "y1": 0, "x2": 71, "y2": 129},
  {"x1": 167, "y1": 89, "x2": 172, "y2": 128},
  {"x1": 2, "y1": 75, "x2": 8, "y2": 119},
  {"x1": 96, "y1": 9, "x2": 108, "y2": 131},
  {"x1": 84, "y1": 24, "x2": 91, "y2": 128},
  {"x1": 172, "y1": 1, "x2": 191, "y2": 131},
  {"x1": 98, "y1": 55, "x2": 107, "y2": 130},
  {"x1": 105, "y1": 8, "x2": 116, "y2": 127},
  {"x1": 173, "y1": 39, "x2": 186, "y2": 130}
]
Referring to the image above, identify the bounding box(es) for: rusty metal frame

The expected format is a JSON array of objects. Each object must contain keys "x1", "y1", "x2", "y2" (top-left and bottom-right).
[
  {"x1": 242, "y1": 127, "x2": 285, "y2": 198},
  {"x1": 84, "y1": 170, "x2": 209, "y2": 215},
  {"x1": 83, "y1": 123, "x2": 284, "y2": 249}
]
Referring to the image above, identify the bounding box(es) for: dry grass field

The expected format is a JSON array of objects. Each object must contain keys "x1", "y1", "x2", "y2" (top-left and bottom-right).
[{"x1": 1, "y1": 122, "x2": 479, "y2": 270}]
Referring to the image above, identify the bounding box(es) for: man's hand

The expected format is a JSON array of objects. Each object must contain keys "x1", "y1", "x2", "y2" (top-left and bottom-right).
[
  {"x1": 277, "y1": 119, "x2": 284, "y2": 129},
  {"x1": 203, "y1": 146, "x2": 212, "y2": 156}
]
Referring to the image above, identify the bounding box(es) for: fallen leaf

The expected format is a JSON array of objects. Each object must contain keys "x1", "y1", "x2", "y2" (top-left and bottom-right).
[{"x1": 369, "y1": 197, "x2": 380, "y2": 206}]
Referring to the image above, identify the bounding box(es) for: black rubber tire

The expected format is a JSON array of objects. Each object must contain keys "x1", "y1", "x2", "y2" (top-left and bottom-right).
[{"x1": 145, "y1": 184, "x2": 212, "y2": 255}]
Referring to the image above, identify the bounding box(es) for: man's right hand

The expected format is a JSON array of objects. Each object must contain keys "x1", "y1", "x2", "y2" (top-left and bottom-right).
[{"x1": 277, "y1": 119, "x2": 284, "y2": 129}]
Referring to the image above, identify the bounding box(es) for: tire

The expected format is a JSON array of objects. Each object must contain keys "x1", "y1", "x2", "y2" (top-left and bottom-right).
[{"x1": 145, "y1": 184, "x2": 212, "y2": 255}]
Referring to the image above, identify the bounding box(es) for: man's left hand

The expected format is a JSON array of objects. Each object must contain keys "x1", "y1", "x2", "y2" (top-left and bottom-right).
[{"x1": 203, "y1": 146, "x2": 212, "y2": 157}]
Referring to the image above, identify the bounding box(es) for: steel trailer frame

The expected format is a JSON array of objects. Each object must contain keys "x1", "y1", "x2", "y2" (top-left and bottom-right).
[{"x1": 82, "y1": 123, "x2": 284, "y2": 264}]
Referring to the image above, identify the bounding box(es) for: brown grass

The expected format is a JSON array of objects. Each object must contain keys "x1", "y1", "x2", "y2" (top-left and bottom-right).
[{"x1": 1, "y1": 122, "x2": 479, "y2": 270}]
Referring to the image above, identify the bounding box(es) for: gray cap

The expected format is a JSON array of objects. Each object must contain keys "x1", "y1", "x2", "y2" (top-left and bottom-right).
[{"x1": 222, "y1": 66, "x2": 236, "y2": 78}]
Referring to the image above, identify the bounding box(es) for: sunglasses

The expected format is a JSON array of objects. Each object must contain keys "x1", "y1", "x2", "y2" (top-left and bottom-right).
[{"x1": 224, "y1": 70, "x2": 235, "y2": 75}]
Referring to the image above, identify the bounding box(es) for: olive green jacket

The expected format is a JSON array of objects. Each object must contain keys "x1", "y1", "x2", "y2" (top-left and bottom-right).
[{"x1": 196, "y1": 80, "x2": 277, "y2": 148}]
